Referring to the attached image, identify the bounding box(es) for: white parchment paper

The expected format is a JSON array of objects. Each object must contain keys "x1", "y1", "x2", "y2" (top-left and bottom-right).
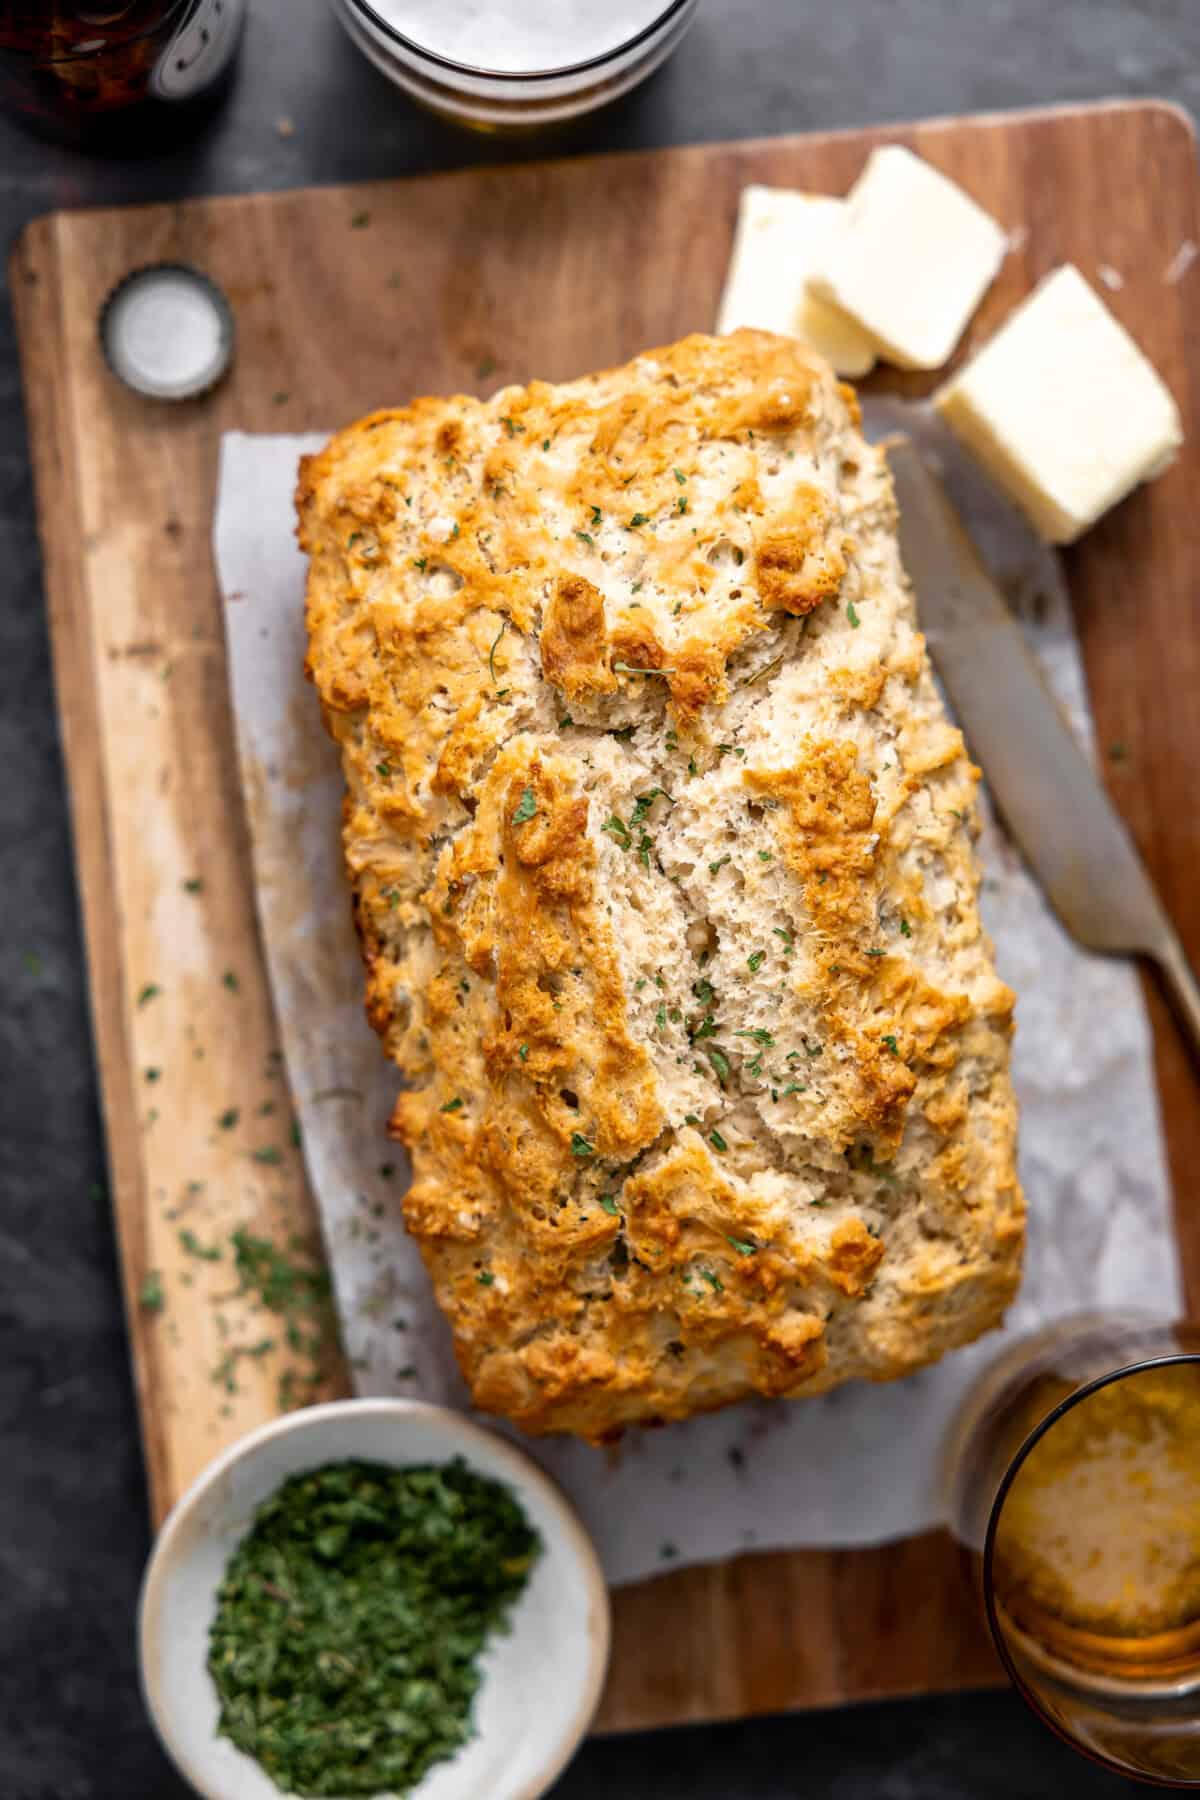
[{"x1": 213, "y1": 430, "x2": 1181, "y2": 1587}]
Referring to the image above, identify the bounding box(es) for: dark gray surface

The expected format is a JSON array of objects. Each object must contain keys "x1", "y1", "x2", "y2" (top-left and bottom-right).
[{"x1": 2, "y1": 2, "x2": 1195, "y2": 1795}]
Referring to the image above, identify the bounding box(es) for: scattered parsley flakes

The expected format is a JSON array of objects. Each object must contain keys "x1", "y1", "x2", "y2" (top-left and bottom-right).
[
  {"x1": 700, "y1": 1267, "x2": 724, "y2": 1291},
  {"x1": 674, "y1": 467, "x2": 687, "y2": 485},
  {"x1": 144, "y1": 1067, "x2": 161, "y2": 1083},
  {"x1": 575, "y1": 530, "x2": 594, "y2": 547},
  {"x1": 137, "y1": 982, "x2": 161, "y2": 1007},
  {"x1": 222, "y1": 969, "x2": 240, "y2": 992},
  {"x1": 518, "y1": 1044, "x2": 529, "y2": 1061},
  {"x1": 600, "y1": 1195, "x2": 620, "y2": 1216},
  {"x1": 881, "y1": 1034, "x2": 900, "y2": 1054},
  {"x1": 413, "y1": 556, "x2": 427, "y2": 572},
  {"x1": 476, "y1": 355, "x2": 497, "y2": 378},
  {"x1": 477, "y1": 1270, "x2": 495, "y2": 1286},
  {"x1": 602, "y1": 815, "x2": 632, "y2": 847},
  {"x1": 747, "y1": 950, "x2": 765, "y2": 973},
  {"x1": 488, "y1": 619, "x2": 507, "y2": 685},
  {"x1": 613, "y1": 660, "x2": 675, "y2": 677},
  {"x1": 1109, "y1": 741, "x2": 1129, "y2": 762},
  {"x1": 758, "y1": 850, "x2": 773, "y2": 862},
  {"x1": 511, "y1": 787, "x2": 537, "y2": 826},
  {"x1": 781, "y1": 1082, "x2": 807, "y2": 1097},
  {"x1": 135, "y1": 1274, "x2": 164, "y2": 1317},
  {"x1": 183, "y1": 877, "x2": 204, "y2": 894},
  {"x1": 847, "y1": 601, "x2": 861, "y2": 628},
  {"x1": 350, "y1": 209, "x2": 371, "y2": 228},
  {"x1": 734, "y1": 1028, "x2": 774, "y2": 1047},
  {"x1": 773, "y1": 927, "x2": 794, "y2": 948},
  {"x1": 656, "y1": 1005, "x2": 667, "y2": 1029},
  {"x1": 588, "y1": 504, "x2": 602, "y2": 526},
  {"x1": 709, "y1": 1129, "x2": 728, "y2": 1153},
  {"x1": 631, "y1": 788, "x2": 671, "y2": 824},
  {"x1": 709, "y1": 854, "x2": 731, "y2": 874},
  {"x1": 628, "y1": 512, "x2": 650, "y2": 527},
  {"x1": 252, "y1": 1146, "x2": 283, "y2": 1166},
  {"x1": 899, "y1": 918, "x2": 912, "y2": 938},
  {"x1": 440, "y1": 1097, "x2": 464, "y2": 1113},
  {"x1": 217, "y1": 1108, "x2": 239, "y2": 1130},
  {"x1": 727, "y1": 1236, "x2": 756, "y2": 1257},
  {"x1": 501, "y1": 415, "x2": 524, "y2": 437},
  {"x1": 684, "y1": 1114, "x2": 702, "y2": 1126},
  {"x1": 706, "y1": 1046, "x2": 731, "y2": 1084},
  {"x1": 569, "y1": 1133, "x2": 594, "y2": 1157},
  {"x1": 180, "y1": 1228, "x2": 222, "y2": 1261},
  {"x1": 866, "y1": 948, "x2": 886, "y2": 958},
  {"x1": 140, "y1": 1271, "x2": 165, "y2": 1311},
  {"x1": 677, "y1": 495, "x2": 689, "y2": 515}
]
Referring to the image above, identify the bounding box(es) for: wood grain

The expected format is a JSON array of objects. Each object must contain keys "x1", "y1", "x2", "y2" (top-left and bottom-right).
[{"x1": 11, "y1": 99, "x2": 1200, "y2": 1734}]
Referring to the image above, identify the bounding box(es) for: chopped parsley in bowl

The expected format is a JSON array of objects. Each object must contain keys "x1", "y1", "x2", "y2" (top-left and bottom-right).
[
  {"x1": 139, "y1": 1400, "x2": 609, "y2": 1800},
  {"x1": 209, "y1": 1459, "x2": 540, "y2": 1796}
]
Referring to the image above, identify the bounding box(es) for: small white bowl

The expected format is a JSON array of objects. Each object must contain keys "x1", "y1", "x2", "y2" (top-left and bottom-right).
[{"x1": 139, "y1": 1399, "x2": 611, "y2": 1800}]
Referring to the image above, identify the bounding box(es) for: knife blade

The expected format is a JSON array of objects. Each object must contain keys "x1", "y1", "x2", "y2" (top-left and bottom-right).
[{"x1": 885, "y1": 436, "x2": 1200, "y2": 1058}]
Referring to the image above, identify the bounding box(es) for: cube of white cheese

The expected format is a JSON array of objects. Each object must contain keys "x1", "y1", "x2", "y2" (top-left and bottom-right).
[
  {"x1": 716, "y1": 185, "x2": 877, "y2": 378},
  {"x1": 934, "y1": 265, "x2": 1183, "y2": 544},
  {"x1": 810, "y1": 145, "x2": 1008, "y2": 370}
]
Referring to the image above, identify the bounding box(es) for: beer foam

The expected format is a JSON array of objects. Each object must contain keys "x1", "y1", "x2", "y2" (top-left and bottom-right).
[{"x1": 367, "y1": 0, "x2": 673, "y2": 73}]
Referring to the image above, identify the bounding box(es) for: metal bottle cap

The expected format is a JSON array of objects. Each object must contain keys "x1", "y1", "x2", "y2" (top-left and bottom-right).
[{"x1": 100, "y1": 264, "x2": 234, "y2": 400}]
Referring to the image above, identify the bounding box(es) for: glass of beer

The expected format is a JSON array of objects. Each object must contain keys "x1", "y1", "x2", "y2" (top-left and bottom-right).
[
  {"x1": 331, "y1": 0, "x2": 701, "y2": 131},
  {"x1": 944, "y1": 1312, "x2": 1200, "y2": 1785}
]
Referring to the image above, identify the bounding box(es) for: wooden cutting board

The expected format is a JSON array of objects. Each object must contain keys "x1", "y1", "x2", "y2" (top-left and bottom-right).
[{"x1": 12, "y1": 99, "x2": 1200, "y2": 1735}]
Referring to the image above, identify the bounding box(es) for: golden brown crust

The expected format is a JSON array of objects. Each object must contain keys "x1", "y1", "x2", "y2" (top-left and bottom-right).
[
  {"x1": 755, "y1": 488, "x2": 849, "y2": 616},
  {"x1": 300, "y1": 330, "x2": 1023, "y2": 1441}
]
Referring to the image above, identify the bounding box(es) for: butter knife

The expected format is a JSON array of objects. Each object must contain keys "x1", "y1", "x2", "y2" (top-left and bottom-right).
[{"x1": 886, "y1": 436, "x2": 1200, "y2": 1059}]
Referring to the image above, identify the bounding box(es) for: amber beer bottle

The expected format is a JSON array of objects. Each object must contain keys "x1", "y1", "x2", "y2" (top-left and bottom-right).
[{"x1": 0, "y1": 0, "x2": 245, "y2": 148}]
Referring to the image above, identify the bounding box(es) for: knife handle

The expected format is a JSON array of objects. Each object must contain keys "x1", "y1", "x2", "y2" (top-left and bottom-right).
[{"x1": 1156, "y1": 933, "x2": 1200, "y2": 1069}]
